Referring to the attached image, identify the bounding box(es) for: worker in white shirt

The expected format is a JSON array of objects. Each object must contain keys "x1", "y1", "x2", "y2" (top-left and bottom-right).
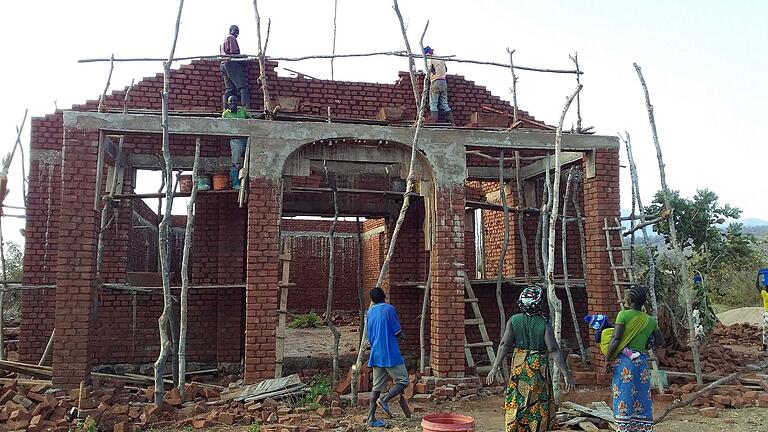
[{"x1": 424, "y1": 46, "x2": 454, "y2": 125}]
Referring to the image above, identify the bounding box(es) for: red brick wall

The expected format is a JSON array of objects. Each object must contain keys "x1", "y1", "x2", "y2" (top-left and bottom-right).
[
  {"x1": 583, "y1": 150, "x2": 623, "y2": 369},
  {"x1": 52, "y1": 127, "x2": 100, "y2": 388},
  {"x1": 244, "y1": 176, "x2": 281, "y2": 382},
  {"x1": 281, "y1": 219, "x2": 362, "y2": 312},
  {"x1": 23, "y1": 56, "x2": 619, "y2": 382}
]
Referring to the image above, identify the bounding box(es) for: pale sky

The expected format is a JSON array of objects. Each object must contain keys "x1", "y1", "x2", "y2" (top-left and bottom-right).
[{"x1": 1, "y1": 0, "x2": 766, "y2": 247}]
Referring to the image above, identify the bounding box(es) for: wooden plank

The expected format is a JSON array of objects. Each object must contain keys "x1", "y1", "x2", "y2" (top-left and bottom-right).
[
  {"x1": 560, "y1": 402, "x2": 616, "y2": 424},
  {"x1": 0, "y1": 360, "x2": 52, "y2": 379}
]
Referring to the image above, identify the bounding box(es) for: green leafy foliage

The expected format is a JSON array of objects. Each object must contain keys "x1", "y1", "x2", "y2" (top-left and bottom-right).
[
  {"x1": 289, "y1": 311, "x2": 325, "y2": 329},
  {"x1": 2, "y1": 241, "x2": 23, "y2": 321},
  {"x1": 292, "y1": 375, "x2": 331, "y2": 409},
  {"x1": 639, "y1": 189, "x2": 767, "y2": 345}
]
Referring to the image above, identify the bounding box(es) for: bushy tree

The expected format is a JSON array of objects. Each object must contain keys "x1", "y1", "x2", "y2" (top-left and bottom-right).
[{"x1": 2, "y1": 241, "x2": 23, "y2": 320}]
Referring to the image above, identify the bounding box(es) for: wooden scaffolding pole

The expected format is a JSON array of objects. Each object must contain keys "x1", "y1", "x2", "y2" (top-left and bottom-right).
[
  {"x1": 513, "y1": 151, "x2": 531, "y2": 281},
  {"x1": 323, "y1": 161, "x2": 342, "y2": 385},
  {"x1": 621, "y1": 132, "x2": 658, "y2": 315},
  {"x1": 634, "y1": 63, "x2": 702, "y2": 384},
  {"x1": 154, "y1": 0, "x2": 185, "y2": 406},
  {"x1": 561, "y1": 168, "x2": 589, "y2": 367},
  {"x1": 545, "y1": 84, "x2": 582, "y2": 403},
  {"x1": 177, "y1": 138, "x2": 200, "y2": 399},
  {"x1": 495, "y1": 150, "x2": 509, "y2": 340},
  {"x1": 351, "y1": 0, "x2": 430, "y2": 405}
]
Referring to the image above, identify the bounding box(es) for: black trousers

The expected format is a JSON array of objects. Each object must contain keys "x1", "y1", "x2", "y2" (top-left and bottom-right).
[{"x1": 220, "y1": 61, "x2": 251, "y2": 108}]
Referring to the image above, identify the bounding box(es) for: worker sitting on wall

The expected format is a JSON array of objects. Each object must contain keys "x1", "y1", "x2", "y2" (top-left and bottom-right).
[
  {"x1": 222, "y1": 96, "x2": 250, "y2": 190},
  {"x1": 220, "y1": 24, "x2": 251, "y2": 109},
  {"x1": 424, "y1": 46, "x2": 454, "y2": 125}
]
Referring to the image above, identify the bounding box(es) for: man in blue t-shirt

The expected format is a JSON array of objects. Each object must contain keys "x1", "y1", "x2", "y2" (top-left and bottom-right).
[{"x1": 365, "y1": 287, "x2": 410, "y2": 427}]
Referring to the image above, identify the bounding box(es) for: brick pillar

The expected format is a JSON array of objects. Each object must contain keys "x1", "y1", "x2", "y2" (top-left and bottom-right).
[
  {"x1": 52, "y1": 128, "x2": 100, "y2": 388},
  {"x1": 244, "y1": 176, "x2": 280, "y2": 382},
  {"x1": 583, "y1": 149, "x2": 622, "y2": 368},
  {"x1": 429, "y1": 183, "x2": 466, "y2": 378}
]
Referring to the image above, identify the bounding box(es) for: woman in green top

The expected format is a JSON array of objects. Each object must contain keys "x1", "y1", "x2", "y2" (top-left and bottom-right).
[
  {"x1": 486, "y1": 286, "x2": 574, "y2": 432},
  {"x1": 606, "y1": 286, "x2": 664, "y2": 432}
]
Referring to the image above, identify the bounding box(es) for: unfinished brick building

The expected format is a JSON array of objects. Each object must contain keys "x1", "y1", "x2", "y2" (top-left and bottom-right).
[{"x1": 21, "y1": 60, "x2": 621, "y2": 388}]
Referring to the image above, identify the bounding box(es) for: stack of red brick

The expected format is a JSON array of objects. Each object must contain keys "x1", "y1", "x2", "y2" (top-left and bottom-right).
[
  {"x1": 0, "y1": 377, "x2": 364, "y2": 432},
  {"x1": 662, "y1": 379, "x2": 768, "y2": 419},
  {"x1": 656, "y1": 344, "x2": 758, "y2": 375}
]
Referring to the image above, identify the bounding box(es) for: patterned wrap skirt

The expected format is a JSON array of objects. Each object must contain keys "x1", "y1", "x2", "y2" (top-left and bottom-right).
[
  {"x1": 504, "y1": 348, "x2": 552, "y2": 432},
  {"x1": 612, "y1": 351, "x2": 653, "y2": 431}
]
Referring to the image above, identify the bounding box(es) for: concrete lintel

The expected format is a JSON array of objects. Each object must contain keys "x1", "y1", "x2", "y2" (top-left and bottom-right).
[
  {"x1": 519, "y1": 152, "x2": 583, "y2": 180},
  {"x1": 63, "y1": 111, "x2": 619, "y2": 151},
  {"x1": 63, "y1": 111, "x2": 615, "y2": 185}
]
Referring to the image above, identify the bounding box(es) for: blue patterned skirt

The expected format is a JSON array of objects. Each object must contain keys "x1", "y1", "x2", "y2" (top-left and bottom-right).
[{"x1": 612, "y1": 351, "x2": 653, "y2": 431}]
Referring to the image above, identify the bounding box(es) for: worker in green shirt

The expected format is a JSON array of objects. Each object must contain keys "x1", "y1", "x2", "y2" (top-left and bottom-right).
[{"x1": 221, "y1": 96, "x2": 250, "y2": 189}]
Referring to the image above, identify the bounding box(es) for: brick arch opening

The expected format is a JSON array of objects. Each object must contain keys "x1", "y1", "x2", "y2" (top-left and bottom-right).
[{"x1": 275, "y1": 137, "x2": 436, "y2": 369}]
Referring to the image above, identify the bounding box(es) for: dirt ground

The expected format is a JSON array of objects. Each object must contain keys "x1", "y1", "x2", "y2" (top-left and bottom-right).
[
  {"x1": 285, "y1": 325, "x2": 359, "y2": 358},
  {"x1": 174, "y1": 389, "x2": 768, "y2": 431}
]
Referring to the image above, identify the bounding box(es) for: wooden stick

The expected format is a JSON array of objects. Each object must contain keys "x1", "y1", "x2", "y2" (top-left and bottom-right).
[
  {"x1": 253, "y1": 0, "x2": 274, "y2": 117},
  {"x1": 177, "y1": 138, "x2": 200, "y2": 399},
  {"x1": 621, "y1": 216, "x2": 664, "y2": 237},
  {"x1": 351, "y1": 5, "x2": 430, "y2": 405},
  {"x1": 38, "y1": 328, "x2": 55, "y2": 366},
  {"x1": 355, "y1": 217, "x2": 364, "y2": 346},
  {"x1": 98, "y1": 54, "x2": 115, "y2": 113},
  {"x1": 621, "y1": 132, "x2": 658, "y2": 315},
  {"x1": 323, "y1": 161, "x2": 342, "y2": 386},
  {"x1": 2, "y1": 109, "x2": 28, "y2": 177},
  {"x1": 569, "y1": 53, "x2": 582, "y2": 133},
  {"x1": 570, "y1": 169, "x2": 590, "y2": 365},
  {"x1": 561, "y1": 168, "x2": 588, "y2": 368},
  {"x1": 466, "y1": 150, "x2": 546, "y2": 162},
  {"x1": 154, "y1": 0, "x2": 185, "y2": 407},
  {"x1": 123, "y1": 79, "x2": 135, "y2": 114},
  {"x1": 496, "y1": 150, "x2": 509, "y2": 340},
  {"x1": 634, "y1": 62, "x2": 702, "y2": 384},
  {"x1": 654, "y1": 373, "x2": 739, "y2": 424},
  {"x1": 78, "y1": 52, "x2": 584, "y2": 74},
  {"x1": 507, "y1": 48, "x2": 519, "y2": 123},
  {"x1": 331, "y1": 0, "x2": 338, "y2": 80},
  {"x1": 392, "y1": 0, "x2": 420, "y2": 105},
  {"x1": 545, "y1": 84, "x2": 583, "y2": 403},
  {"x1": 77, "y1": 380, "x2": 85, "y2": 423},
  {"x1": 419, "y1": 273, "x2": 432, "y2": 374},
  {"x1": 512, "y1": 153, "x2": 531, "y2": 282}
]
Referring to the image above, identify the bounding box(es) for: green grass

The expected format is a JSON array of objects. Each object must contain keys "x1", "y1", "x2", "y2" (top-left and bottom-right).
[
  {"x1": 292, "y1": 374, "x2": 332, "y2": 408},
  {"x1": 289, "y1": 311, "x2": 326, "y2": 329}
]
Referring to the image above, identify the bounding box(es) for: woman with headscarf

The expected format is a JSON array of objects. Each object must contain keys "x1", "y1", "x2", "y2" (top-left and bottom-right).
[
  {"x1": 605, "y1": 285, "x2": 664, "y2": 432},
  {"x1": 486, "y1": 286, "x2": 574, "y2": 432}
]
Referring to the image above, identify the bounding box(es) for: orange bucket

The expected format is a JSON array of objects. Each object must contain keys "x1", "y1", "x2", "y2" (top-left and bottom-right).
[
  {"x1": 421, "y1": 413, "x2": 475, "y2": 432},
  {"x1": 212, "y1": 172, "x2": 230, "y2": 190}
]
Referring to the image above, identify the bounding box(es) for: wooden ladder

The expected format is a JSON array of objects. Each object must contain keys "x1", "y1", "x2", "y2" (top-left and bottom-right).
[
  {"x1": 274, "y1": 236, "x2": 293, "y2": 378},
  {"x1": 461, "y1": 272, "x2": 497, "y2": 373},
  {"x1": 603, "y1": 218, "x2": 635, "y2": 309},
  {"x1": 602, "y1": 217, "x2": 665, "y2": 394}
]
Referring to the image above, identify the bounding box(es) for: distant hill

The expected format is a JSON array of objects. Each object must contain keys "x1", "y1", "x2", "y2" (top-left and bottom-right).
[{"x1": 738, "y1": 218, "x2": 768, "y2": 227}]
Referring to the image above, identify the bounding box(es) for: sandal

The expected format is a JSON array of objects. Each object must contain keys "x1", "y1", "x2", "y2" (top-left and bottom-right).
[{"x1": 368, "y1": 419, "x2": 387, "y2": 428}]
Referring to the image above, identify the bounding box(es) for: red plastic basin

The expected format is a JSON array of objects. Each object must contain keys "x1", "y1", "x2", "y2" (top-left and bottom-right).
[{"x1": 421, "y1": 413, "x2": 476, "y2": 432}]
